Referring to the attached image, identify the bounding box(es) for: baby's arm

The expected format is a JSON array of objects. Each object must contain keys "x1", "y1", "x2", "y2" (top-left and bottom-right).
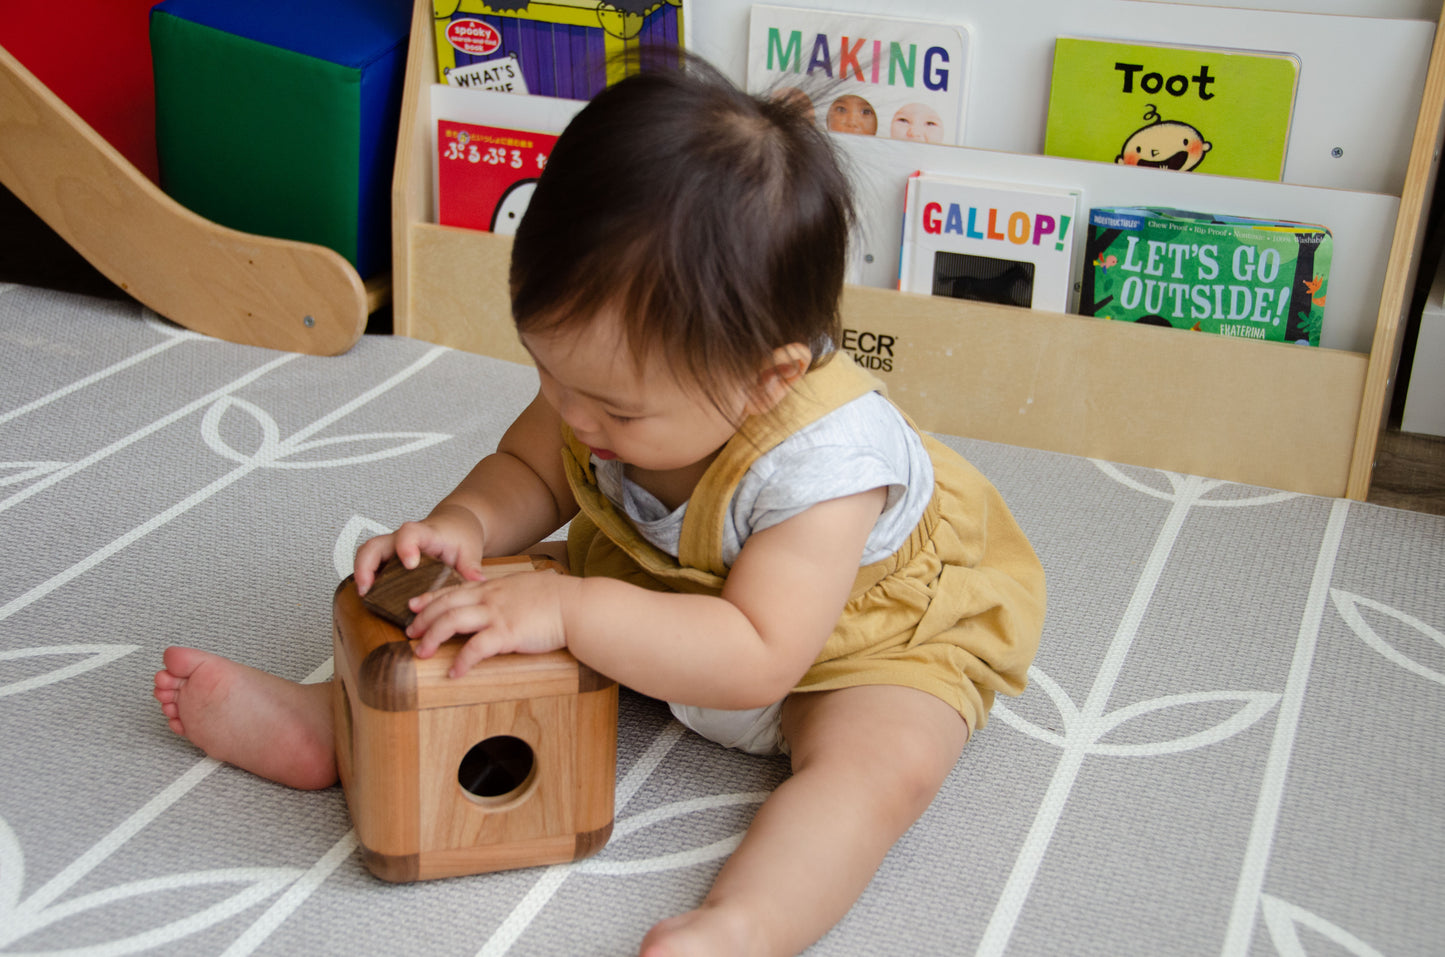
[
  {"x1": 355, "y1": 390, "x2": 577, "y2": 594},
  {"x1": 410, "y1": 486, "x2": 886, "y2": 704}
]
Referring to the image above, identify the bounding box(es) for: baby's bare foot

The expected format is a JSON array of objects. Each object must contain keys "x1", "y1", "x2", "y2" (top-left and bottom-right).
[
  {"x1": 153, "y1": 646, "x2": 337, "y2": 790},
  {"x1": 639, "y1": 904, "x2": 761, "y2": 957}
]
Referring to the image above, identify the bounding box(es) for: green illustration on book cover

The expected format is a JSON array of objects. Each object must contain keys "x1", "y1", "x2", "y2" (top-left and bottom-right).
[
  {"x1": 1044, "y1": 37, "x2": 1300, "y2": 181},
  {"x1": 1081, "y1": 208, "x2": 1332, "y2": 346}
]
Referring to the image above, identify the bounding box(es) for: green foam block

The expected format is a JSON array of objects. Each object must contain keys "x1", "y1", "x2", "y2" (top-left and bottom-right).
[{"x1": 152, "y1": 13, "x2": 369, "y2": 274}]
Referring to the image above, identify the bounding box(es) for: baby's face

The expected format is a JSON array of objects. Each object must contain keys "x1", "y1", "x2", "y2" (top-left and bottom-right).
[
  {"x1": 890, "y1": 103, "x2": 944, "y2": 143},
  {"x1": 1117, "y1": 122, "x2": 1210, "y2": 171},
  {"x1": 827, "y1": 95, "x2": 877, "y2": 136},
  {"x1": 522, "y1": 308, "x2": 751, "y2": 474}
]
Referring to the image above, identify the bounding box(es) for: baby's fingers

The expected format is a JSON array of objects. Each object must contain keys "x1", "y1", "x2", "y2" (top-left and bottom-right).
[
  {"x1": 449, "y1": 631, "x2": 513, "y2": 678},
  {"x1": 407, "y1": 588, "x2": 488, "y2": 654},
  {"x1": 353, "y1": 535, "x2": 397, "y2": 595},
  {"x1": 391, "y1": 521, "x2": 443, "y2": 570}
]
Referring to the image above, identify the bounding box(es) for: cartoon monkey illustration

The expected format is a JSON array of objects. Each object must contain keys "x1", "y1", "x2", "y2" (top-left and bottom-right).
[{"x1": 1116, "y1": 105, "x2": 1211, "y2": 172}]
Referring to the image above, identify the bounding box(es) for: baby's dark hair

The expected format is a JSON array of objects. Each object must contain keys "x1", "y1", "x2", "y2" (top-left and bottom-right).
[{"x1": 509, "y1": 54, "x2": 854, "y2": 409}]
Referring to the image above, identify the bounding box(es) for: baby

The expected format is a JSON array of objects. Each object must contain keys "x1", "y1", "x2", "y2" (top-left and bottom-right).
[{"x1": 156, "y1": 57, "x2": 1045, "y2": 957}]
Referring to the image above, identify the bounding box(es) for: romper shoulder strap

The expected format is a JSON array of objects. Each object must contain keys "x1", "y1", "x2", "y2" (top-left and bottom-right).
[{"x1": 677, "y1": 354, "x2": 884, "y2": 577}]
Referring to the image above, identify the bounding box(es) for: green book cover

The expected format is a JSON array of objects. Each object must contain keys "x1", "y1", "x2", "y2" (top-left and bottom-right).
[
  {"x1": 1044, "y1": 37, "x2": 1300, "y2": 181},
  {"x1": 1081, "y1": 207, "x2": 1332, "y2": 346}
]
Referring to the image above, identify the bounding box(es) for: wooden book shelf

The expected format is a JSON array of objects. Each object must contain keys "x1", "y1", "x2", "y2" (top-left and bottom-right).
[{"x1": 390, "y1": 0, "x2": 1445, "y2": 499}]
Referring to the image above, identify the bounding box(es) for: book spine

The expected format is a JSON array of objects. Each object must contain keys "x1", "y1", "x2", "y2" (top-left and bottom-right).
[{"x1": 898, "y1": 173, "x2": 922, "y2": 292}]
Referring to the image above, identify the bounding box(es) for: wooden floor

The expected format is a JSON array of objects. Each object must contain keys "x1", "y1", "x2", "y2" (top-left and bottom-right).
[{"x1": 1369, "y1": 428, "x2": 1445, "y2": 516}]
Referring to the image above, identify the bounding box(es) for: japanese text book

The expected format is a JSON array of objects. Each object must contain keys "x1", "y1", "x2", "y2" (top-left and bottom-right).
[{"x1": 436, "y1": 120, "x2": 559, "y2": 233}]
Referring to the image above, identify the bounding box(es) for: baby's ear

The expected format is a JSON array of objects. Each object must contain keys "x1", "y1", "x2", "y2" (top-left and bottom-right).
[{"x1": 744, "y1": 343, "x2": 811, "y2": 416}]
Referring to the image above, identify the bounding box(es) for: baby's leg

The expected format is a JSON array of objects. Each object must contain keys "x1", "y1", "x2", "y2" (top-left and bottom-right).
[
  {"x1": 152, "y1": 646, "x2": 338, "y2": 790},
  {"x1": 640, "y1": 685, "x2": 968, "y2": 957}
]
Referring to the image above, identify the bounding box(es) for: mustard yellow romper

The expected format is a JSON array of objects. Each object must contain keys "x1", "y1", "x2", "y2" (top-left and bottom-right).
[{"x1": 560, "y1": 354, "x2": 1046, "y2": 743}]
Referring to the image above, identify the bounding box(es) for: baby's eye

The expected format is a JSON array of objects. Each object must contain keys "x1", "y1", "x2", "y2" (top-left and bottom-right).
[{"x1": 606, "y1": 411, "x2": 638, "y2": 424}]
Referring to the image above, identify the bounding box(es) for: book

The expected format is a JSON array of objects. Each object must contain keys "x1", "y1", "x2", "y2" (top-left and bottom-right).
[
  {"x1": 430, "y1": 87, "x2": 585, "y2": 230},
  {"x1": 1081, "y1": 207, "x2": 1333, "y2": 346},
  {"x1": 898, "y1": 172, "x2": 1081, "y2": 313},
  {"x1": 745, "y1": 4, "x2": 970, "y2": 146},
  {"x1": 432, "y1": 0, "x2": 683, "y2": 97},
  {"x1": 436, "y1": 120, "x2": 560, "y2": 233},
  {"x1": 1043, "y1": 37, "x2": 1300, "y2": 182}
]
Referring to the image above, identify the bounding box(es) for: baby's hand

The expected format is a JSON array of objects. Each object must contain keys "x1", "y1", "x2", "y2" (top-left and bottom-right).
[
  {"x1": 354, "y1": 505, "x2": 486, "y2": 596},
  {"x1": 406, "y1": 570, "x2": 571, "y2": 677}
]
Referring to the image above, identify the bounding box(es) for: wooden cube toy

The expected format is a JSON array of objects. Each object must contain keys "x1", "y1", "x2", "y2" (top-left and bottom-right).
[{"x1": 332, "y1": 555, "x2": 617, "y2": 882}]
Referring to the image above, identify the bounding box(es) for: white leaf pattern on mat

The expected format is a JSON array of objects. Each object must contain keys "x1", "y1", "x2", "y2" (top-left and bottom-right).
[
  {"x1": 990, "y1": 666, "x2": 1077, "y2": 747},
  {"x1": 1088, "y1": 691, "x2": 1280, "y2": 756},
  {"x1": 993, "y1": 675, "x2": 1278, "y2": 755},
  {"x1": 0, "y1": 817, "x2": 23, "y2": 919},
  {"x1": 1331, "y1": 589, "x2": 1445, "y2": 687},
  {"x1": 0, "y1": 867, "x2": 302, "y2": 955},
  {"x1": 1093, "y1": 461, "x2": 1299, "y2": 508},
  {"x1": 199, "y1": 397, "x2": 449, "y2": 469},
  {"x1": 983, "y1": 465, "x2": 1305, "y2": 957},
  {"x1": 575, "y1": 792, "x2": 769, "y2": 877},
  {"x1": 1259, "y1": 893, "x2": 1386, "y2": 957},
  {"x1": 1, "y1": 351, "x2": 444, "y2": 625},
  {"x1": 333, "y1": 516, "x2": 393, "y2": 580},
  {"x1": 0, "y1": 463, "x2": 68, "y2": 489},
  {"x1": 0, "y1": 646, "x2": 138, "y2": 699}
]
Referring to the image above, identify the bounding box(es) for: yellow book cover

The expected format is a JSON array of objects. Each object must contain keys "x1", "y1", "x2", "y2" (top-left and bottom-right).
[{"x1": 1043, "y1": 37, "x2": 1300, "y2": 182}]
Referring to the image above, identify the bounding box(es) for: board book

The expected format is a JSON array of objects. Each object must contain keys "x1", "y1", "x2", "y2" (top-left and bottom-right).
[
  {"x1": 1043, "y1": 36, "x2": 1300, "y2": 182},
  {"x1": 1081, "y1": 206, "x2": 1332, "y2": 345},
  {"x1": 436, "y1": 120, "x2": 559, "y2": 233},
  {"x1": 429, "y1": 87, "x2": 586, "y2": 229},
  {"x1": 899, "y1": 172, "x2": 1081, "y2": 313},
  {"x1": 745, "y1": 4, "x2": 970, "y2": 146},
  {"x1": 432, "y1": 0, "x2": 683, "y2": 97}
]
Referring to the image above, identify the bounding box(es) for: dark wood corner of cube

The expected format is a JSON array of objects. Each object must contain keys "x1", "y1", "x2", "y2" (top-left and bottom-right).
[
  {"x1": 357, "y1": 641, "x2": 418, "y2": 711},
  {"x1": 574, "y1": 820, "x2": 613, "y2": 861},
  {"x1": 360, "y1": 845, "x2": 420, "y2": 883},
  {"x1": 576, "y1": 662, "x2": 616, "y2": 693}
]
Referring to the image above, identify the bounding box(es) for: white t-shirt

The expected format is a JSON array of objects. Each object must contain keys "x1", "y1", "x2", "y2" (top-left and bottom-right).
[{"x1": 592, "y1": 390, "x2": 933, "y2": 567}]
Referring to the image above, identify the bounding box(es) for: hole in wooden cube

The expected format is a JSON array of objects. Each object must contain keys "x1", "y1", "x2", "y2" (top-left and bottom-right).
[{"x1": 458, "y1": 734, "x2": 536, "y2": 804}]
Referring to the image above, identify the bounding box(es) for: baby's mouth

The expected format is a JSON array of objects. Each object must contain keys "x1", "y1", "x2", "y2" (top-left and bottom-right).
[
  {"x1": 1140, "y1": 151, "x2": 1189, "y2": 170},
  {"x1": 590, "y1": 447, "x2": 617, "y2": 461}
]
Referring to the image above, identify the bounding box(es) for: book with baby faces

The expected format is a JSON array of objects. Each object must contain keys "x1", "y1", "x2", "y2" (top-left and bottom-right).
[
  {"x1": 1043, "y1": 36, "x2": 1301, "y2": 182},
  {"x1": 745, "y1": 4, "x2": 971, "y2": 146},
  {"x1": 899, "y1": 171, "x2": 1082, "y2": 313}
]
